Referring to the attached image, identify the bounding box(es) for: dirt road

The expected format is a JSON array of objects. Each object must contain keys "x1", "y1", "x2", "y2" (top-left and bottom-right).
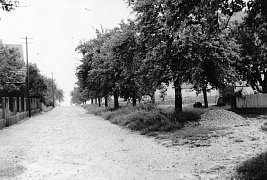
[{"x1": 0, "y1": 106, "x2": 213, "y2": 180}]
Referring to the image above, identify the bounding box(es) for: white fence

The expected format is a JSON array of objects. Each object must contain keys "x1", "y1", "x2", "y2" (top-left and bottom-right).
[
  {"x1": 236, "y1": 94, "x2": 267, "y2": 108},
  {"x1": 0, "y1": 97, "x2": 40, "y2": 130}
]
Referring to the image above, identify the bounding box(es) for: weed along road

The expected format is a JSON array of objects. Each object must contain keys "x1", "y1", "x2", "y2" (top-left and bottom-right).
[{"x1": 0, "y1": 106, "x2": 210, "y2": 180}]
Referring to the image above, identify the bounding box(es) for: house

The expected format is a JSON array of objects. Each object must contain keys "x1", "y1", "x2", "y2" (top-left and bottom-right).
[
  {"x1": 155, "y1": 82, "x2": 219, "y2": 101},
  {"x1": 0, "y1": 40, "x2": 27, "y2": 111}
]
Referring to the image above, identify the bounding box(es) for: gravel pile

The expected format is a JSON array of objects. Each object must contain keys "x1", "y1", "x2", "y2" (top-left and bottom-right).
[{"x1": 200, "y1": 109, "x2": 245, "y2": 127}]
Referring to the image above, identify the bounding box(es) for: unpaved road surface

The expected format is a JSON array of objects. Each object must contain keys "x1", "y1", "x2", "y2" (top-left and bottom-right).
[
  {"x1": 0, "y1": 106, "x2": 206, "y2": 180},
  {"x1": 1, "y1": 106, "x2": 266, "y2": 180}
]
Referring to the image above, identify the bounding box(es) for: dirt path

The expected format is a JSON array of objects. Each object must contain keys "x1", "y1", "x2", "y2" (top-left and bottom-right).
[
  {"x1": 0, "y1": 106, "x2": 209, "y2": 180},
  {"x1": 1, "y1": 106, "x2": 266, "y2": 180}
]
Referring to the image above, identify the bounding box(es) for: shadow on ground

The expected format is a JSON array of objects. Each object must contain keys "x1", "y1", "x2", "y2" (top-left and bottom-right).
[
  {"x1": 232, "y1": 108, "x2": 267, "y2": 119},
  {"x1": 235, "y1": 150, "x2": 267, "y2": 180}
]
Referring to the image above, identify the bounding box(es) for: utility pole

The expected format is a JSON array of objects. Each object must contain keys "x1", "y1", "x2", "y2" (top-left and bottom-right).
[
  {"x1": 52, "y1": 72, "x2": 55, "y2": 107},
  {"x1": 21, "y1": 36, "x2": 33, "y2": 117},
  {"x1": 25, "y1": 36, "x2": 31, "y2": 117}
]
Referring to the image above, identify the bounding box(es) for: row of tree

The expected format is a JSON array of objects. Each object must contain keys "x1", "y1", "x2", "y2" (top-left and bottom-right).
[
  {"x1": 0, "y1": 1, "x2": 64, "y2": 106},
  {"x1": 0, "y1": 45, "x2": 64, "y2": 106},
  {"x1": 28, "y1": 63, "x2": 64, "y2": 106},
  {"x1": 72, "y1": 0, "x2": 267, "y2": 113}
]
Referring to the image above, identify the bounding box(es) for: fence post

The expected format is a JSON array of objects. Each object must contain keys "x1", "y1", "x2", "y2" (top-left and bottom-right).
[
  {"x1": 34, "y1": 98, "x2": 36, "y2": 110},
  {"x1": 31, "y1": 98, "x2": 33, "y2": 110},
  {"x1": 2, "y1": 97, "x2": 5, "y2": 119},
  {"x1": 38, "y1": 99, "x2": 40, "y2": 110},
  {"x1": 18, "y1": 97, "x2": 22, "y2": 113},
  {"x1": 13, "y1": 97, "x2": 17, "y2": 115},
  {"x1": 6, "y1": 97, "x2": 9, "y2": 118},
  {"x1": 24, "y1": 98, "x2": 27, "y2": 112}
]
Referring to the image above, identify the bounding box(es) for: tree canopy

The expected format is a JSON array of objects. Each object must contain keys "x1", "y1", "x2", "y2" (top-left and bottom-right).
[
  {"x1": 0, "y1": 45, "x2": 25, "y2": 92},
  {"x1": 28, "y1": 63, "x2": 64, "y2": 106},
  {"x1": 236, "y1": 0, "x2": 267, "y2": 92},
  {"x1": 0, "y1": 0, "x2": 18, "y2": 11},
  {"x1": 72, "y1": 0, "x2": 267, "y2": 112}
]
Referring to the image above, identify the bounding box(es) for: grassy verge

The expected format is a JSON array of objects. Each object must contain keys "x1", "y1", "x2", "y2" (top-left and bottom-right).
[
  {"x1": 83, "y1": 104, "x2": 202, "y2": 135},
  {"x1": 234, "y1": 151, "x2": 267, "y2": 180}
]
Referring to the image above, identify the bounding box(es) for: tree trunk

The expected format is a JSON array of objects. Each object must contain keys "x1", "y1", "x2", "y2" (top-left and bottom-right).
[
  {"x1": 98, "y1": 97, "x2": 101, "y2": 107},
  {"x1": 174, "y1": 79, "x2": 182, "y2": 113},
  {"x1": 91, "y1": 97, "x2": 93, "y2": 104},
  {"x1": 202, "y1": 87, "x2": 208, "y2": 108},
  {"x1": 94, "y1": 97, "x2": 97, "y2": 104},
  {"x1": 114, "y1": 91, "x2": 119, "y2": 109},
  {"x1": 132, "y1": 90, "x2": 136, "y2": 106},
  {"x1": 262, "y1": 81, "x2": 267, "y2": 93},
  {"x1": 150, "y1": 91, "x2": 155, "y2": 104},
  {"x1": 104, "y1": 95, "x2": 108, "y2": 107},
  {"x1": 230, "y1": 86, "x2": 236, "y2": 109}
]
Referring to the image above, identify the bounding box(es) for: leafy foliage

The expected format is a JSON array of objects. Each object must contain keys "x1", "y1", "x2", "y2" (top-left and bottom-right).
[
  {"x1": 0, "y1": 45, "x2": 25, "y2": 92},
  {"x1": 73, "y1": 0, "x2": 267, "y2": 113},
  {"x1": 0, "y1": 0, "x2": 18, "y2": 12},
  {"x1": 28, "y1": 63, "x2": 64, "y2": 106},
  {"x1": 236, "y1": 0, "x2": 267, "y2": 92}
]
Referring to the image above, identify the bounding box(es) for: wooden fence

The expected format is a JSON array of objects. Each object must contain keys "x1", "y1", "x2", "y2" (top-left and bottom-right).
[
  {"x1": 0, "y1": 97, "x2": 40, "y2": 130},
  {"x1": 236, "y1": 94, "x2": 267, "y2": 108}
]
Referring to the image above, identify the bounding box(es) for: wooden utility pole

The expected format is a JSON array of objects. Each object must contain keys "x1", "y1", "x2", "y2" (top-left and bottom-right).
[{"x1": 25, "y1": 36, "x2": 31, "y2": 117}]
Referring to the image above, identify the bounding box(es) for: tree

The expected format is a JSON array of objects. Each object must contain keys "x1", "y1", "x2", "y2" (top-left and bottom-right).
[
  {"x1": 28, "y1": 63, "x2": 64, "y2": 106},
  {"x1": 107, "y1": 20, "x2": 141, "y2": 106},
  {"x1": 76, "y1": 31, "x2": 113, "y2": 107},
  {"x1": 0, "y1": 0, "x2": 18, "y2": 12},
  {"x1": 70, "y1": 87, "x2": 87, "y2": 105},
  {"x1": 128, "y1": 0, "x2": 245, "y2": 110},
  {"x1": 128, "y1": 0, "x2": 184, "y2": 112},
  {"x1": 75, "y1": 24, "x2": 142, "y2": 109},
  {"x1": 0, "y1": 45, "x2": 25, "y2": 92},
  {"x1": 55, "y1": 88, "x2": 64, "y2": 105},
  {"x1": 237, "y1": 0, "x2": 267, "y2": 92},
  {"x1": 28, "y1": 63, "x2": 47, "y2": 101}
]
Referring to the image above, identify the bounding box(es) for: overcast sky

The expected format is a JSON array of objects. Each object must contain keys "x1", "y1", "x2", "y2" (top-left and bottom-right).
[{"x1": 0, "y1": 0, "x2": 134, "y2": 105}]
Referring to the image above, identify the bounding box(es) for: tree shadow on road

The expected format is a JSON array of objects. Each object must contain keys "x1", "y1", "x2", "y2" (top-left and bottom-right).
[{"x1": 235, "y1": 151, "x2": 267, "y2": 180}]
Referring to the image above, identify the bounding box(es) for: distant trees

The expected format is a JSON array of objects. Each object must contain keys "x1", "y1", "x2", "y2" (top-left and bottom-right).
[
  {"x1": 72, "y1": 0, "x2": 267, "y2": 112},
  {"x1": 0, "y1": 49, "x2": 64, "y2": 106},
  {"x1": 70, "y1": 87, "x2": 87, "y2": 105},
  {"x1": 28, "y1": 63, "x2": 64, "y2": 106},
  {"x1": 75, "y1": 22, "x2": 143, "y2": 109}
]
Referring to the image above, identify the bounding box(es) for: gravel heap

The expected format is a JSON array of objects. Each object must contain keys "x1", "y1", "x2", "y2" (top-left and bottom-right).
[{"x1": 200, "y1": 109, "x2": 245, "y2": 127}]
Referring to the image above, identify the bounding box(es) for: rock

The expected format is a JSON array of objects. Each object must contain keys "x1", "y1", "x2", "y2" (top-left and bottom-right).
[{"x1": 234, "y1": 138, "x2": 244, "y2": 143}]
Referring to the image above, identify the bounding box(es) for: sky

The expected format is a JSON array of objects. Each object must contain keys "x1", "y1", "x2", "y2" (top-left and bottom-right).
[{"x1": 0, "y1": 0, "x2": 134, "y2": 105}]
